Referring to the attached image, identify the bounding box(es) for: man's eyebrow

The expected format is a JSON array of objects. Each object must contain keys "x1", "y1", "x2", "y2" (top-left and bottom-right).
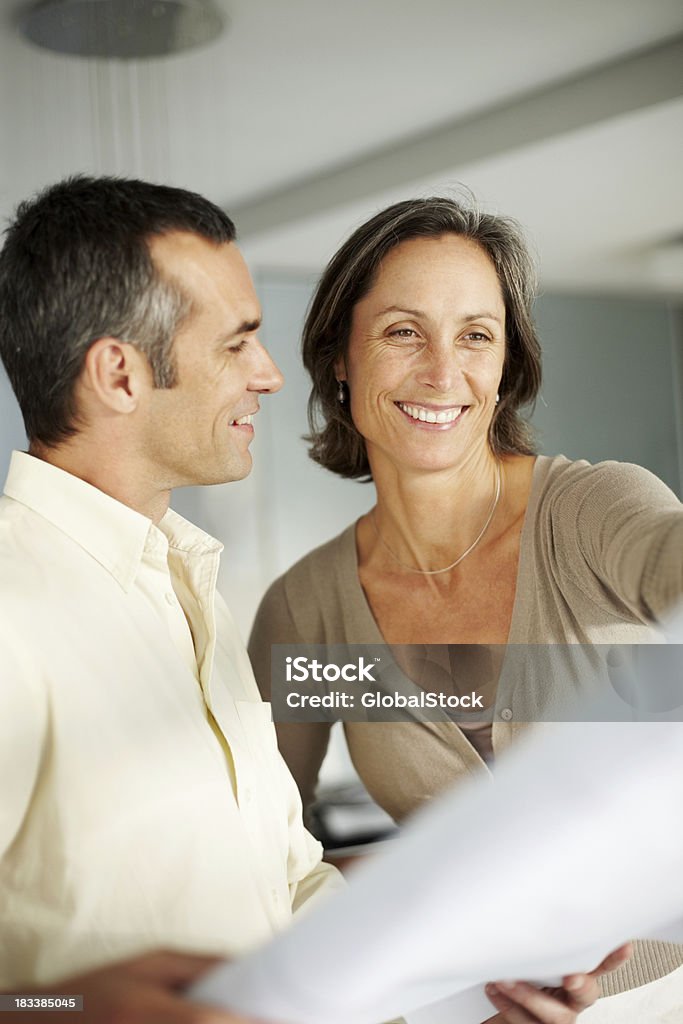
[
  {"x1": 232, "y1": 317, "x2": 262, "y2": 335},
  {"x1": 376, "y1": 305, "x2": 503, "y2": 324},
  {"x1": 214, "y1": 318, "x2": 262, "y2": 344}
]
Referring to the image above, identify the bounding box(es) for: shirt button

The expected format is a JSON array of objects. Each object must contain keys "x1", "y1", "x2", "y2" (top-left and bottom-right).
[
  {"x1": 243, "y1": 787, "x2": 252, "y2": 802},
  {"x1": 165, "y1": 592, "x2": 176, "y2": 606},
  {"x1": 500, "y1": 707, "x2": 513, "y2": 721}
]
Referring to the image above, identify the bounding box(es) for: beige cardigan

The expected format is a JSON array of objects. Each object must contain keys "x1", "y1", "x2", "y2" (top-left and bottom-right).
[{"x1": 249, "y1": 456, "x2": 683, "y2": 994}]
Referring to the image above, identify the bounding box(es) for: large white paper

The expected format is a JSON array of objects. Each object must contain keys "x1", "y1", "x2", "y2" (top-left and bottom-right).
[{"x1": 192, "y1": 611, "x2": 683, "y2": 1023}]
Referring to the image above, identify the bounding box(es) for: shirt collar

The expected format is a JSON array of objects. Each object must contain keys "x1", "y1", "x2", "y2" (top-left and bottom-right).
[{"x1": 3, "y1": 451, "x2": 222, "y2": 591}]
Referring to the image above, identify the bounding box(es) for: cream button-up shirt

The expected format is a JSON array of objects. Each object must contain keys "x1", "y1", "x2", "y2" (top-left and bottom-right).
[{"x1": 0, "y1": 451, "x2": 341, "y2": 988}]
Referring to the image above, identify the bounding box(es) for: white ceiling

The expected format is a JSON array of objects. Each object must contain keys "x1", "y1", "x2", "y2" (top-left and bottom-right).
[{"x1": 1, "y1": 0, "x2": 682, "y2": 294}]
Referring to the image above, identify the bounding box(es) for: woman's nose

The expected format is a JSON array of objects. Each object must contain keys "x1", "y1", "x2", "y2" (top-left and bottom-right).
[{"x1": 416, "y1": 344, "x2": 461, "y2": 393}]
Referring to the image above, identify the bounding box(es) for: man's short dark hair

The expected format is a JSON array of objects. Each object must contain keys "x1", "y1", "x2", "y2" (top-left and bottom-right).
[{"x1": 0, "y1": 175, "x2": 236, "y2": 446}]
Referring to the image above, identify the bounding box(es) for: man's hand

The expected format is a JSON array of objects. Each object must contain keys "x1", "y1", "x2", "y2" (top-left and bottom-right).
[
  {"x1": 15, "y1": 950, "x2": 258, "y2": 1024},
  {"x1": 484, "y1": 942, "x2": 633, "y2": 1023}
]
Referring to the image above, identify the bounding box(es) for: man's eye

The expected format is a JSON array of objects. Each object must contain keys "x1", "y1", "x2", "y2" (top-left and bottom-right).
[{"x1": 228, "y1": 339, "x2": 249, "y2": 353}]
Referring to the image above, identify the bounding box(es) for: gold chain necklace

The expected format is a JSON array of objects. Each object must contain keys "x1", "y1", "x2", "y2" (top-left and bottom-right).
[{"x1": 370, "y1": 461, "x2": 502, "y2": 575}]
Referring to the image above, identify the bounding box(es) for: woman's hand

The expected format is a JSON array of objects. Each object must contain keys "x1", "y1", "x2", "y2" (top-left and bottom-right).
[{"x1": 484, "y1": 943, "x2": 633, "y2": 1023}]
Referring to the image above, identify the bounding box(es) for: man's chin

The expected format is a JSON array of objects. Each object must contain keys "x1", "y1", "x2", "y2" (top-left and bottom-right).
[
  {"x1": 203, "y1": 457, "x2": 253, "y2": 487},
  {"x1": 167, "y1": 453, "x2": 253, "y2": 489},
  {"x1": 224, "y1": 463, "x2": 252, "y2": 484}
]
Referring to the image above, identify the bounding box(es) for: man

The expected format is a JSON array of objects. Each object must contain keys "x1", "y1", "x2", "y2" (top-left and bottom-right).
[{"x1": 0, "y1": 176, "x2": 342, "y2": 1014}]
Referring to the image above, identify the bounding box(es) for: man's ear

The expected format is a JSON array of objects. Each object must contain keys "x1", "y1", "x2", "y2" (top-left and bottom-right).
[{"x1": 82, "y1": 338, "x2": 151, "y2": 414}]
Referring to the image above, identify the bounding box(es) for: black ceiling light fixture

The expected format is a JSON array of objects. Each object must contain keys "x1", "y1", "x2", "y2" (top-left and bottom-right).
[{"x1": 18, "y1": 0, "x2": 227, "y2": 59}]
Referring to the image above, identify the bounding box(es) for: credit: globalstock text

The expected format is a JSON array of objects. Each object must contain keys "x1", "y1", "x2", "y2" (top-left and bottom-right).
[{"x1": 285, "y1": 690, "x2": 485, "y2": 709}]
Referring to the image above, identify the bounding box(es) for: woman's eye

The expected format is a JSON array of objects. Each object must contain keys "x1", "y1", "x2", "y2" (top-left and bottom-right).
[
  {"x1": 463, "y1": 332, "x2": 490, "y2": 345},
  {"x1": 389, "y1": 328, "x2": 418, "y2": 339}
]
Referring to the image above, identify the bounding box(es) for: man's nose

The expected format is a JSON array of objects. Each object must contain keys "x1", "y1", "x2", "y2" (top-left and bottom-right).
[{"x1": 251, "y1": 340, "x2": 284, "y2": 394}]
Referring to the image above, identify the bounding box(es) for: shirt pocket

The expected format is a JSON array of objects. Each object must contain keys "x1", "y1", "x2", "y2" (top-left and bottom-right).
[{"x1": 235, "y1": 698, "x2": 275, "y2": 734}]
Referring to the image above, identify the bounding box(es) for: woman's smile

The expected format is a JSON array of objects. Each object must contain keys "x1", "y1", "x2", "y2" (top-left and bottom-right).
[{"x1": 394, "y1": 401, "x2": 468, "y2": 428}]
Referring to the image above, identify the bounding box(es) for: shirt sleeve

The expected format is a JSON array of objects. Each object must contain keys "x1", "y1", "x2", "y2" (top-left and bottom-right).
[
  {"x1": 0, "y1": 627, "x2": 47, "y2": 856},
  {"x1": 550, "y1": 460, "x2": 683, "y2": 622},
  {"x1": 249, "y1": 576, "x2": 333, "y2": 818}
]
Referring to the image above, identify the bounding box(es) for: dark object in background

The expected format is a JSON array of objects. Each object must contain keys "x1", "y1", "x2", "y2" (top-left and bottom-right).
[
  {"x1": 18, "y1": 0, "x2": 226, "y2": 60},
  {"x1": 309, "y1": 781, "x2": 398, "y2": 854}
]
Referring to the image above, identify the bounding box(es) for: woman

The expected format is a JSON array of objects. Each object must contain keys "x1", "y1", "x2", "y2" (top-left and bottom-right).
[{"x1": 249, "y1": 197, "x2": 683, "y2": 1011}]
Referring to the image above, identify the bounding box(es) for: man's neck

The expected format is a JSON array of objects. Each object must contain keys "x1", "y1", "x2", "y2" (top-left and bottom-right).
[{"x1": 29, "y1": 441, "x2": 171, "y2": 525}]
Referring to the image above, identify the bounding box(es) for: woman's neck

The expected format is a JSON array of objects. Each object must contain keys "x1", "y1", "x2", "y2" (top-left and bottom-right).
[{"x1": 366, "y1": 448, "x2": 502, "y2": 573}]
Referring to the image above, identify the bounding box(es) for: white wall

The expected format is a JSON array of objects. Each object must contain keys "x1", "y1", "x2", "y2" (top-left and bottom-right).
[
  {"x1": 0, "y1": 359, "x2": 27, "y2": 483},
  {"x1": 533, "y1": 293, "x2": 681, "y2": 494}
]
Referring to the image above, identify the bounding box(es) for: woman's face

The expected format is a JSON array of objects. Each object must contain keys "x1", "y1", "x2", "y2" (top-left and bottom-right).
[{"x1": 337, "y1": 234, "x2": 506, "y2": 476}]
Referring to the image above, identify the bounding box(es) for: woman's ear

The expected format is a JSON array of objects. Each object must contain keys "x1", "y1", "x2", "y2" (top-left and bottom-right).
[{"x1": 334, "y1": 356, "x2": 347, "y2": 382}]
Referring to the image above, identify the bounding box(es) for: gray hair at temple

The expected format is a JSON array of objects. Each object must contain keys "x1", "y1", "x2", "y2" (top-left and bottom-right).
[{"x1": 302, "y1": 195, "x2": 542, "y2": 481}]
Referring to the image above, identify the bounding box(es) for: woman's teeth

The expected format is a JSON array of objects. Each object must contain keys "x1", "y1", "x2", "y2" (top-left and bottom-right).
[
  {"x1": 232, "y1": 414, "x2": 253, "y2": 426},
  {"x1": 397, "y1": 402, "x2": 462, "y2": 424}
]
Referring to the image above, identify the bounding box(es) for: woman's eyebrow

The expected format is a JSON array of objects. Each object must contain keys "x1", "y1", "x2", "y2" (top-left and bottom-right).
[
  {"x1": 376, "y1": 305, "x2": 502, "y2": 324},
  {"x1": 375, "y1": 305, "x2": 425, "y2": 318},
  {"x1": 460, "y1": 311, "x2": 504, "y2": 325}
]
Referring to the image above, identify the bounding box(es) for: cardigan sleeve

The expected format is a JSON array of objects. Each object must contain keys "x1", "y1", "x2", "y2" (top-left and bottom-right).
[
  {"x1": 249, "y1": 575, "x2": 334, "y2": 820},
  {"x1": 548, "y1": 460, "x2": 683, "y2": 623}
]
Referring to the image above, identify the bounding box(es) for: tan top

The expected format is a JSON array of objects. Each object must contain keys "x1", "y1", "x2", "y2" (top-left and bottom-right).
[{"x1": 249, "y1": 455, "x2": 683, "y2": 996}]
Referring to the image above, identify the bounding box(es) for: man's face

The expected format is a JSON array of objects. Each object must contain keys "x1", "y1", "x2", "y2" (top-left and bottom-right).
[{"x1": 139, "y1": 232, "x2": 283, "y2": 489}]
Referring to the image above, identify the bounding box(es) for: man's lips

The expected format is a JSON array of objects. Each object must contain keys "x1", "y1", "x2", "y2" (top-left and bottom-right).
[
  {"x1": 229, "y1": 408, "x2": 259, "y2": 427},
  {"x1": 395, "y1": 401, "x2": 468, "y2": 426}
]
